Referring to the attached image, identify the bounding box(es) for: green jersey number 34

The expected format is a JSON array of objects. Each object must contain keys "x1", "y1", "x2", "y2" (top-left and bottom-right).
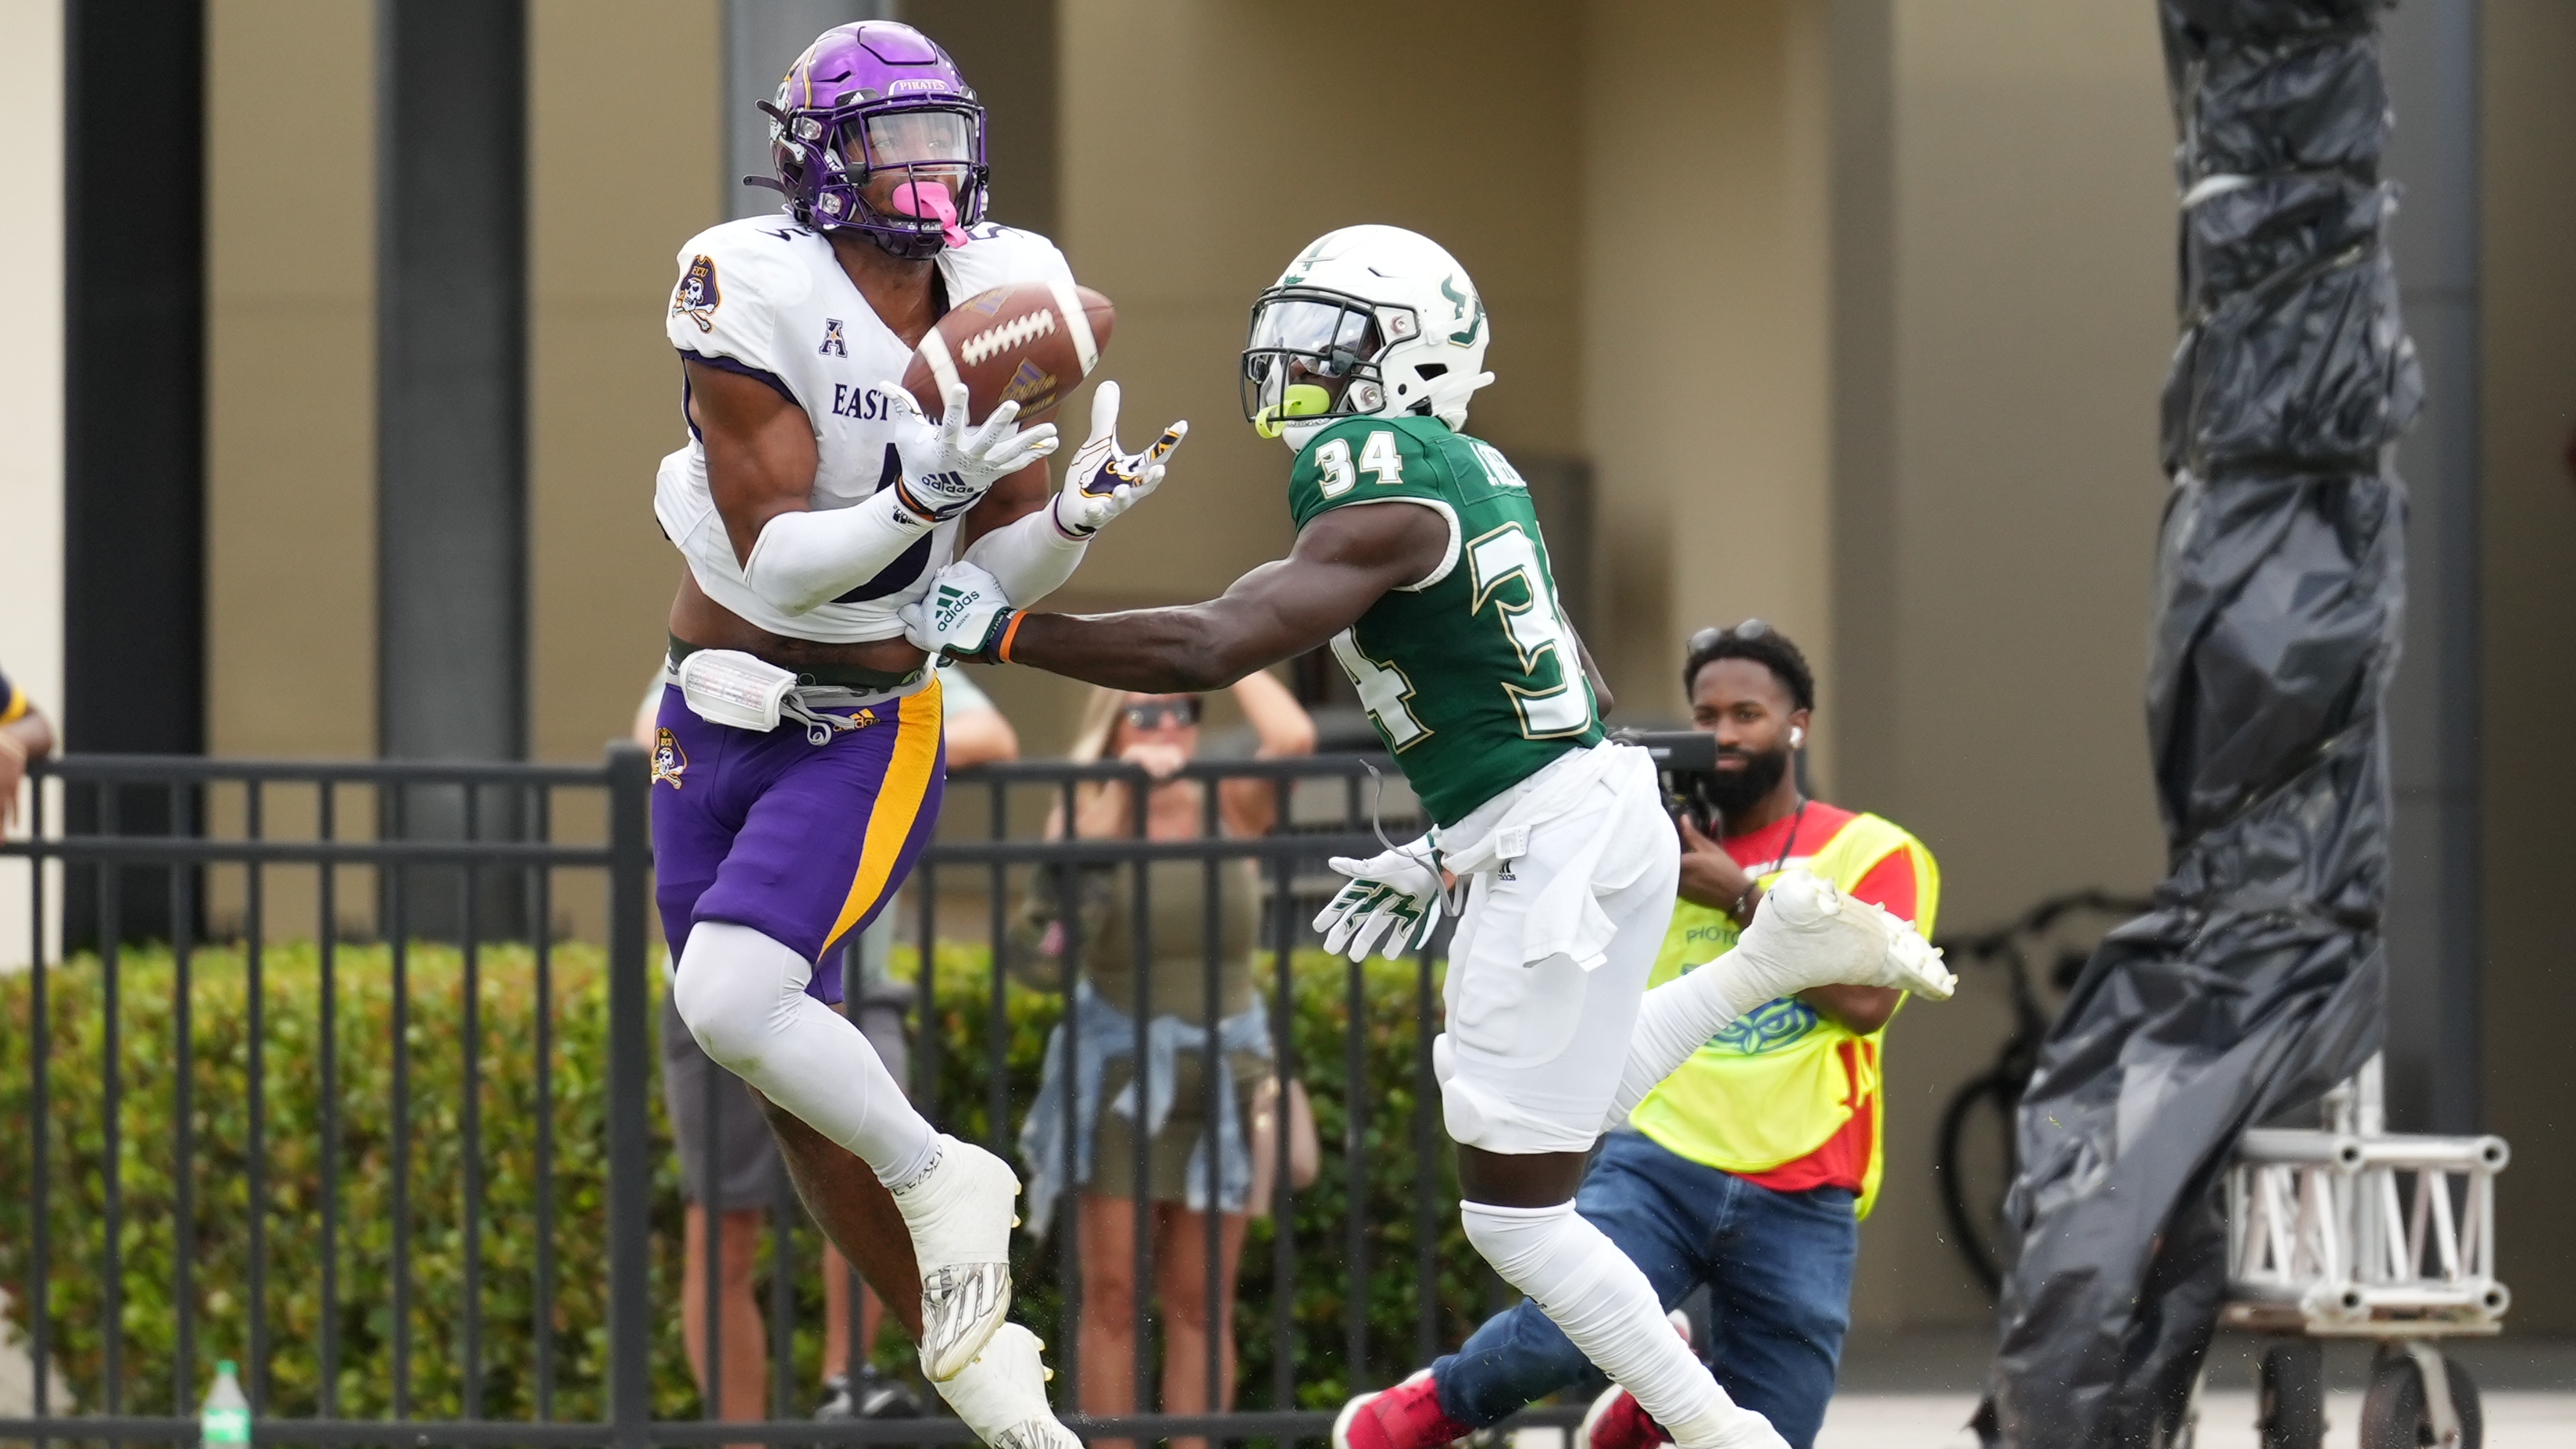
[{"x1": 1288, "y1": 415, "x2": 1603, "y2": 825}]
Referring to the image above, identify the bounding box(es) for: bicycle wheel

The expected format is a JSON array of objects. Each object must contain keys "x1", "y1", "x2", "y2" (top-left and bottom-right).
[{"x1": 1935, "y1": 1072, "x2": 2020, "y2": 1294}]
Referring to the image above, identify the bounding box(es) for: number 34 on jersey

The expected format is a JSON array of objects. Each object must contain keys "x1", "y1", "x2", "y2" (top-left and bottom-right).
[{"x1": 1285, "y1": 415, "x2": 1603, "y2": 827}]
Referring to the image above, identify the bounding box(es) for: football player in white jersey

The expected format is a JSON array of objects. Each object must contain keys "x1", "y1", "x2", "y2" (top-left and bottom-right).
[{"x1": 649, "y1": 22, "x2": 1181, "y2": 1448}]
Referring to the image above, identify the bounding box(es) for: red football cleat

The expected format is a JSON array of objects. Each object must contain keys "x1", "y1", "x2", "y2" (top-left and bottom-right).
[
  {"x1": 1334, "y1": 1369, "x2": 1475, "y2": 1449},
  {"x1": 1575, "y1": 1384, "x2": 1670, "y2": 1449}
]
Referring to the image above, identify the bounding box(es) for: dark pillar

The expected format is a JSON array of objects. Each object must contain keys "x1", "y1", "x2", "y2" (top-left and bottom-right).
[
  {"x1": 2378, "y1": 0, "x2": 2482, "y2": 1135},
  {"x1": 378, "y1": 0, "x2": 527, "y2": 938},
  {"x1": 63, "y1": 0, "x2": 206, "y2": 946},
  {"x1": 378, "y1": 0, "x2": 526, "y2": 766}
]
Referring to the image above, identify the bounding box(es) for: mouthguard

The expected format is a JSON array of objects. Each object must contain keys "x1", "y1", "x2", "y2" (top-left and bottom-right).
[
  {"x1": 1252, "y1": 383, "x2": 1333, "y2": 439},
  {"x1": 888, "y1": 180, "x2": 970, "y2": 249}
]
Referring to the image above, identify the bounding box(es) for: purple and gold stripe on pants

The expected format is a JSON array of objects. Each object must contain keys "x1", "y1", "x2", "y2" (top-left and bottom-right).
[{"x1": 651, "y1": 675, "x2": 949, "y2": 1006}]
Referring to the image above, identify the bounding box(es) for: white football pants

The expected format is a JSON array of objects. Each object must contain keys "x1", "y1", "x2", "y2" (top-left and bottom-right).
[{"x1": 1435, "y1": 764, "x2": 1785, "y2": 1449}]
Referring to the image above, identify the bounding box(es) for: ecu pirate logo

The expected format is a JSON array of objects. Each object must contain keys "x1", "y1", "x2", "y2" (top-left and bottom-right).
[
  {"x1": 672, "y1": 254, "x2": 721, "y2": 334},
  {"x1": 651, "y1": 728, "x2": 688, "y2": 788}
]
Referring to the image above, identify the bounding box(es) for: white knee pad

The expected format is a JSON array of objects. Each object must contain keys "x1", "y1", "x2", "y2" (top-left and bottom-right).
[{"x1": 672, "y1": 920, "x2": 806, "y2": 1076}]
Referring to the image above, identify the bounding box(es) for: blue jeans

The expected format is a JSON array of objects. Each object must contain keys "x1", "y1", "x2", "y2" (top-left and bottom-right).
[{"x1": 1431, "y1": 1132, "x2": 1858, "y2": 1449}]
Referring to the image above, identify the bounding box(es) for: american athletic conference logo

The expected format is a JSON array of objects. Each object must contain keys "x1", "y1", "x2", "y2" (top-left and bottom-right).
[{"x1": 819, "y1": 318, "x2": 847, "y2": 356}]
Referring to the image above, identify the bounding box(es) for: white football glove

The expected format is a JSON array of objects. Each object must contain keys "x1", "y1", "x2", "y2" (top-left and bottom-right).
[
  {"x1": 1313, "y1": 837, "x2": 1445, "y2": 962},
  {"x1": 1050, "y1": 381, "x2": 1187, "y2": 537},
  {"x1": 1717, "y1": 869, "x2": 1956, "y2": 1015},
  {"x1": 902, "y1": 561, "x2": 1019, "y2": 661},
  {"x1": 890, "y1": 381, "x2": 1061, "y2": 524}
]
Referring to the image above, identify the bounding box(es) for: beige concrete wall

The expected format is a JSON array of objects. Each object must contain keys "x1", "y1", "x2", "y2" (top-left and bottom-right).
[
  {"x1": 1582, "y1": 0, "x2": 1836, "y2": 732},
  {"x1": 1842, "y1": 0, "x2": 2178, "y2": 1328},
  {"x1": 205, "y1": 0, "x2": 376, "y2": 762},
  {"x1": 2478, "y1": 0, "x2": 2576, "y2": 1335},
  {"x1": 201, "y1": 1, "x2": 381, "y2": 939},
  {"x1": 0, "y1": 0, "x2": 63, "y2": 968},
  {"x1": 202, "y1": 1, "x2": 723, "y2": 775},
  {"x1": 527, "y1": 0, "x2": 723, "y2": 766},
  {"x1": 1034, "y1": 0, "x2": 1588, "y2": 753}
]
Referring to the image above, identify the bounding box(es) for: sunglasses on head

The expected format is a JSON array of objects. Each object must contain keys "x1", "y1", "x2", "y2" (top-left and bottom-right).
[
  {"x1": 1688, "y1": 618, "x2": 1773, "y2": 655},
  {"x1": 1122, "y1": 697, "x2": 1202, "y2": 729}
]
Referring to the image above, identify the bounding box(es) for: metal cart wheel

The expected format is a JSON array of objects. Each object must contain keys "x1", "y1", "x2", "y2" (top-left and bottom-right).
[
  {"x1": 2360, "y1": 1350, "x2": 2481, "y2": 1449},
  {"x1": 2257, "y1": 1341, "x2": 2326, "y2": 1449}
]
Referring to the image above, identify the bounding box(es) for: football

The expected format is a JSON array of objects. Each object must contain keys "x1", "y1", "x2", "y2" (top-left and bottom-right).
[{"x1": 902, "y1": 280, "x2": 1115, "y2": 427}]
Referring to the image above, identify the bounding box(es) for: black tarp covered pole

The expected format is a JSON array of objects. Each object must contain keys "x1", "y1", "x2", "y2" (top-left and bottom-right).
[{"x1": 1979, "y1": 2, "x2": 2421, "y2": 1444}]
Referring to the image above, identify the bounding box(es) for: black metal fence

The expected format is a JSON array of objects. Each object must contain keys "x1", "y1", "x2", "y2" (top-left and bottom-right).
[{"x1": 0, "y1": 749, "x2": 1577, "y2": 1447}]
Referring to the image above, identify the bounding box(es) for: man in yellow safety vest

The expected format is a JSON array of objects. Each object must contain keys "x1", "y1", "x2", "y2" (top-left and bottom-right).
[{"x1": 1334, "y1": 620, "x2": 1938, "y2": 1449}]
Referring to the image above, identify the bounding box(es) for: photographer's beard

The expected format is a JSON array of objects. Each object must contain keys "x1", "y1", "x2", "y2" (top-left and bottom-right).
[{"x1": 1699, "y1": 744, "x2": 1792, "y2": 825}]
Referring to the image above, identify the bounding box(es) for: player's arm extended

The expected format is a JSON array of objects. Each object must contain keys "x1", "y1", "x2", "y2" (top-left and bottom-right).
[
  {"x1": 956, "y1": 458, "x2": 1081, "y2": 600},
  {"x1": 688, "y1": 358, "x2": 937, "y2": 614},
  {"x1": 1004, "y1": 501, "x2": 1450, "y2": 692}
]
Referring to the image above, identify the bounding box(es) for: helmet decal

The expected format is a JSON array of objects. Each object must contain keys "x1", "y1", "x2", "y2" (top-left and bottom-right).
[{"x1": 1442, "y1": 276, "x2": 1486, "y2": 346}]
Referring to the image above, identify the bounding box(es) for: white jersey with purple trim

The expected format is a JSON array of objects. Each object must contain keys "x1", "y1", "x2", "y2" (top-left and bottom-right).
[{"x1": 653, "y1": 215, "x2": 1078, "y2": 644}]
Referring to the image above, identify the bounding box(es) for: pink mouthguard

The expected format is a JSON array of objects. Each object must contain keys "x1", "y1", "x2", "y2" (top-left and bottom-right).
[{"x1": 888, "y1": 180, "x2": 970, "y2": 248}]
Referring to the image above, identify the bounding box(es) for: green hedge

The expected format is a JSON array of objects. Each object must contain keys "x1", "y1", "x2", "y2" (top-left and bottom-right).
[{"x1": 0, "y1": 941, "x2": 1483, "y2": 1420}]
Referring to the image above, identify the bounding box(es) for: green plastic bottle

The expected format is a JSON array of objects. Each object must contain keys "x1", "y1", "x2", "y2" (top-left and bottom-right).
[{"x1": 201, "y1": 1360, "x2": 250, "y2": 1448}]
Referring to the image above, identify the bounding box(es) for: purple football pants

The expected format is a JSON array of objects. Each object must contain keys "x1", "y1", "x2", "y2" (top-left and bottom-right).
[{"x1": 650, "y1": 676, "x2": 947, "y2": 1005}]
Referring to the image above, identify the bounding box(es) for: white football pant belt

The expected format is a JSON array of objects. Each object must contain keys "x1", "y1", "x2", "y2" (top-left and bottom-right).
[
  {"x1": 670, "y1": 921, "x2": 1019, "y2": 1381},
  {"x1": 1461, "y1": 1202, "x2": 1787, "y2": 1449}
]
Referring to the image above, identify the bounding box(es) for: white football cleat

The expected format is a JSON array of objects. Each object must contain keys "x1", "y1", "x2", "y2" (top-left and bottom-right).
[
  {"x1": 891, "y1": 1134, "x2": 1020, "y2": 1381},
  {"x1": 1726, "y1": 870, "x2": 1954, "y2": 1011},
  {"x1": 931, "y1": 1323, "x2": 1080, "y2": 1449}
]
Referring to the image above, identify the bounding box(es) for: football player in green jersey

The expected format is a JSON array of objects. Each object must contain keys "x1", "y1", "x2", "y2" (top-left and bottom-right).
[{"x1": 906, "y1": 227, "x2": 1955, "y2": 1449}]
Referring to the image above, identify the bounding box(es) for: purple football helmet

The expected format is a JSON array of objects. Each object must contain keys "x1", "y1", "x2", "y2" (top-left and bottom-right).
[{"x1": 753, "y1": 22, "x2": 988, "y2": 259}]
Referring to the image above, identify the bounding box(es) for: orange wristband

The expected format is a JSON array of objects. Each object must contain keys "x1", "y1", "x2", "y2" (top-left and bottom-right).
[{"x1": 995, "y1": 610, "x2": 1027, "y2": 664}]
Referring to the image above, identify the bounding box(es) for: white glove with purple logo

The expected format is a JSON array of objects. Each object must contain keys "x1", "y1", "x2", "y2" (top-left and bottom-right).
[{"x1": 1049, "y1": 381, "x2": 1187, "y2": 537}]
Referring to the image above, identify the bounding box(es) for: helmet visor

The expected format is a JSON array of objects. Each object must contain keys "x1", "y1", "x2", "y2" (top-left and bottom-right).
[
  {"x1": 838, "y1": 107, "x2": 978, "y2": 170},
  {"x1": 1241, "y1": 290, "x2": 1388, "y2": 434}
]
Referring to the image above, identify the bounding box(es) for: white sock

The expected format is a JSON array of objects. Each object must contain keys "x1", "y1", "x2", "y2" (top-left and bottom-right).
[
  {"x1": 672, "y1": 919, "x2": 938, "y2": 1187},
  {"x1": 1602, "y1": 963, "x2": 1743, "y2": 1131},
  {"x1": 1459, "y1": 1201, "x2": 1779, "y2": 1449}
]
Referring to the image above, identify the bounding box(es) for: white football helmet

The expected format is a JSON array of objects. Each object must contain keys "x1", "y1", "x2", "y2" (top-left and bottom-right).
[{"x1": 1239, "y1": 225, "x2": 1496, "y2": 451}]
